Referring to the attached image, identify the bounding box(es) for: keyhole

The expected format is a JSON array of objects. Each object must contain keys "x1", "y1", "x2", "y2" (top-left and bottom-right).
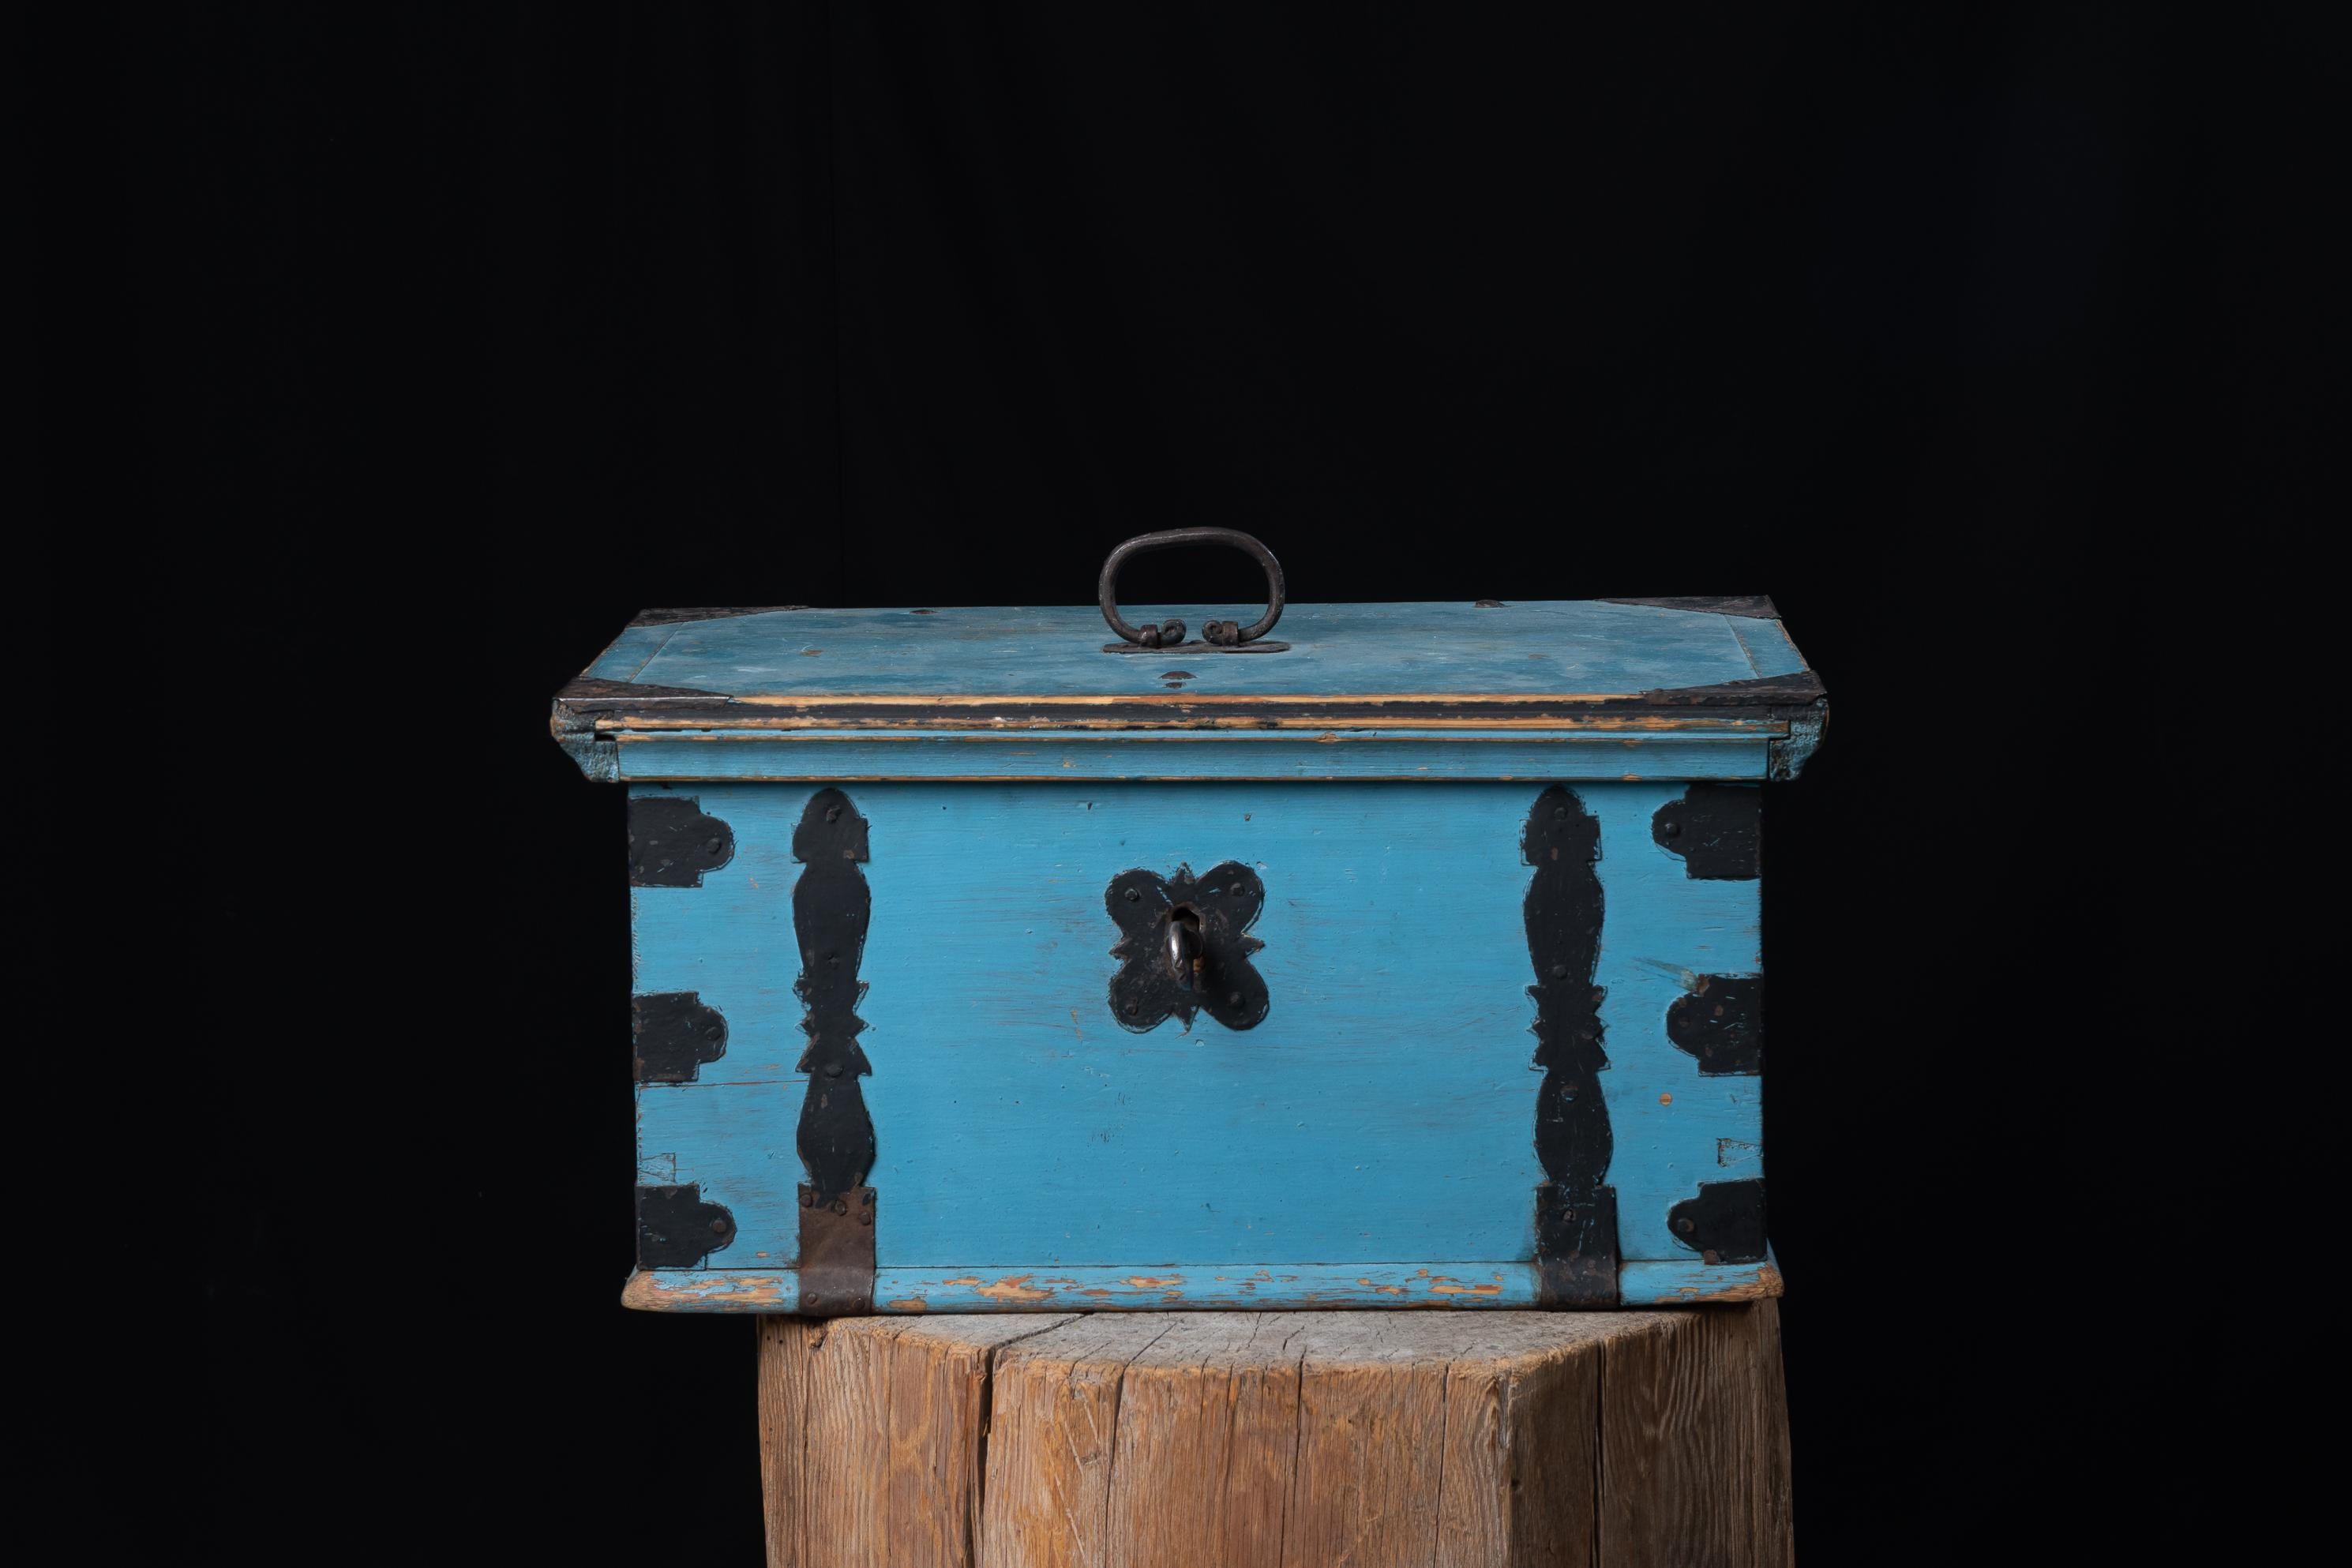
[{"x1": 1165, "y1": 905, "x2": 1203, "y2": 989}]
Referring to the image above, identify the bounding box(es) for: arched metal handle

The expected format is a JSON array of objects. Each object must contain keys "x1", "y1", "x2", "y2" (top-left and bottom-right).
[{"x1": 1098, "y1": 528, "x2": 1286, "y2": 650}]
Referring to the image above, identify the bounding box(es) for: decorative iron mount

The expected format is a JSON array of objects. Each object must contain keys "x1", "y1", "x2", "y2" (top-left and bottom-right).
[
  {"x1": 1098, "y1": 527, "x2": 1291, "y2": 653},
  {"x1": 1105, "y1": 862, "x2": 1270, "y2": 1031}
]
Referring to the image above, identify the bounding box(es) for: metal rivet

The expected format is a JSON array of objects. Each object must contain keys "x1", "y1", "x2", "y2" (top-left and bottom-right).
[
  {"x1": 1676, "y1": 1216, "x2": 1696, "y2": 1233},
  {"x1": 1123, "y1": 1000, "x2": 1139, "y2": 1015},
  {"x1": 1123, "y1": 887, "x2": 1141, "y2": 902},
  {"x1": 823, "y1": 1063, "x2": 842, "y2": 1078},
  {"x1": 710, "y1": 1217, "x2": 728, "y2": 1235},
  {"x1": 831, "y1": 1199, "x2": 848, "y2": 1215},
  {"x1": 1550, "y1": 962, "x2": 1568, "y2": 979},
  {"x1": 703, "y1": 837, "x2": 723, "y2": 856},
  {"x1": 1552, "y1": 805, "x2": 1567, "y2": 820},
  {"x1": 858, "y1": 1210, "x2": 872, "y2": 1226},
  {"x1": 826, "y1": 805, "x2": 842, "y2": 823},
  {"x1": 1660, "y1": 821, "x2": 1682, "y2": 838}
]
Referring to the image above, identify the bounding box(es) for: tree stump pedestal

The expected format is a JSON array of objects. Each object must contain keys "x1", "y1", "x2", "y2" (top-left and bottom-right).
[{"x1": 758, "y1": 1302, "x2": 1791, "y2": 1567}]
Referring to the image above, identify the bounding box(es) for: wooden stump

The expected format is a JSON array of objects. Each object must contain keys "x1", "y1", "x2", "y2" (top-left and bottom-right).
[{"x1": 757, "y1": 1304, "x2": 1791, "y2": 1568}]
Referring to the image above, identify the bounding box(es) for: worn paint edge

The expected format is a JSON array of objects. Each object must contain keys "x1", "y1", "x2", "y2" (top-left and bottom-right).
[
  {"x1": 618, "y1": 1261, "x2": 1550, "y2": 1314},
  {"x1": 1595, "y1": 595, "x2": 1781, "y2": 620},
  {"x1": 621, "y1": 1255, "x2": 1786, "y2": 1312},
  {"x1": 609, "y1": 726, "x2": 1785, "y2": 744},
  {"x1": 718, "y1": 687, "x2": 1814, "y2": 709},
  {"x1": 593, "y1": 713, "x2": 1787, "y2": 733},
  {"x1": 629, "y1": 605, "x2": 812, "y2": 627},
  {"x1": 555, "y1": 691, "x2": 1826, "y2": 731},
  {"x1": 606, "y1": 733, "x2": 1775, "y2": 783},
  {"x1": 1618, "y1": 1247, "x2": 1786, "y2": 1304},
  {"x1": 1769, "y1": 700, "x2": 1830, "y2": 781},
  {"x1": 556, "y1": 731, "x2": 619, "y2": 782}
]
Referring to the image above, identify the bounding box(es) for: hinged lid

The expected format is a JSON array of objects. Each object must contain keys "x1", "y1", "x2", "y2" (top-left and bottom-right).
[{"x1": 553, "y1": 532, "x2": 1825, "y2": 785}]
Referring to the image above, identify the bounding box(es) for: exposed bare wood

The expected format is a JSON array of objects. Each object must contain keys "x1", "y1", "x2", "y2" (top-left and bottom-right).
[
  {"x1": 755, "y1": 1304, "x2": 1791, "y2": 1568},
  {"x1": 1595, "y1": 1303, "x2": 1795, "y2": 1568},
  {"x1": 757, "y1": 1315, "x2": 1081, "y2": 1568}
]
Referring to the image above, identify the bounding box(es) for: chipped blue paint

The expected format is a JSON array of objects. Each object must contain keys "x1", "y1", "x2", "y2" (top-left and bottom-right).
[
  {"x1": 1770, "y1": 703, "x2": 1829, "y2": 781},
  {"x1": 871, "y1": 1261, "x2": 1543, "y2": 1311},
  {"x1": 620, "y1": 1255, "x2": 1784, "y2": 1313},
  {"x1": 618, "y1": 1261, "x2": 1552, "y2": 1313},
  {"x1": 631, "y1": 778, "x2": 1765, "y2": 1299},
  {"x1": 1619, "y1": 1249, "x2": 1784, "y2": 1304},
  {"x1": 558, "y1": 733, "x2": 620, "y2": 783}
]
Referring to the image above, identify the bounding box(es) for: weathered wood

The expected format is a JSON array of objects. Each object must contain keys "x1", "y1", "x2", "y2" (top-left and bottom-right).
[
  {"x1": 1596, "y1": 1301, "x2": 1794, "y2": 1567},
  {"x1": 756, "y1": 1304, "x2": 1791, "y2": 1568},
  {"x1": 759, "y1": 1314, "x2": 1082, "y2": 1568}
]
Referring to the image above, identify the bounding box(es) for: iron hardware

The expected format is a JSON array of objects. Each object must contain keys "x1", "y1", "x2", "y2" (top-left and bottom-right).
[
  {"x1": 1098, "y1": 527, "x2": 1290, "y2": 653},
  {"x1": 1107, "y1": 864, "x2": 1269, "y2": 1030}
]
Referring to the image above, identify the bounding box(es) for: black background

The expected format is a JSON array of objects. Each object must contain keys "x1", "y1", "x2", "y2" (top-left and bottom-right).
[{"x1": 61, "y1": 2, "x2": 2333, "y2": 1561}]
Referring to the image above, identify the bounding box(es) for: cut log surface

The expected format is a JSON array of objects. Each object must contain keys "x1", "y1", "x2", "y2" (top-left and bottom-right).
[{"x1": 758, "y1": 1303, "x2": 1791, "y2": 1568}]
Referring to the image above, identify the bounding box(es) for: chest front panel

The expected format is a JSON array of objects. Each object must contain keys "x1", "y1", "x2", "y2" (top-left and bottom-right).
[{"x1": 628, "y1": 778, "x2": 1767, "y2": 1311}]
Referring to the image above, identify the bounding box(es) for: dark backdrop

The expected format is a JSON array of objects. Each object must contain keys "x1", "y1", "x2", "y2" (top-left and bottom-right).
[{"x1": 73, "y1": 2, "x2": 2331, "y2": 1561}]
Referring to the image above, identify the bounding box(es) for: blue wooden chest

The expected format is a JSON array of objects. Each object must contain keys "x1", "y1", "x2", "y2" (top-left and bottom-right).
[{"x1": 553, "y1": 535, "x2": 1826, "y2": 1315}]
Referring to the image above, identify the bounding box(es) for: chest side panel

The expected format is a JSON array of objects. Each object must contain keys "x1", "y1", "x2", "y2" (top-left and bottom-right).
[{"x1": 628, "y1": 779, "x2": 1761, "y2": 1287}]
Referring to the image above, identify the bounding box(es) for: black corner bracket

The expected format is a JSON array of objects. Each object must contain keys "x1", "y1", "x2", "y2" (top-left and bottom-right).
[
  {"x1": 633, "y1": 991, "x2": 727, "y2": 1083},
  {"x1": 636, "y1": 1183, "x2": 736, "y2": 1268},
  {"x1": 1666, "y1": 975, "x2": 1762, "y2": 1075},
  {"x1": 628, "y1": 795, "x2": 735, "y2": 887},
  {"x1": 1667, "y1": 1178, "x2": 1767, "y2": 1264},
  {"x1": 1651, "y1": 784, "x2": 1761, "y2": 880}
]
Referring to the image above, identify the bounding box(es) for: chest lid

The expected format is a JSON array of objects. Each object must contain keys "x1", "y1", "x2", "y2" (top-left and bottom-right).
[{"x1": 553, "y1": 531, "x2": 1825, "y2": 785}]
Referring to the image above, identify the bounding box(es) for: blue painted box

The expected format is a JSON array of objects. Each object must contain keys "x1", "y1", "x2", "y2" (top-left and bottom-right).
[{"x1": 554, "y1": 578, "x2": 1825, "y2": 1314}]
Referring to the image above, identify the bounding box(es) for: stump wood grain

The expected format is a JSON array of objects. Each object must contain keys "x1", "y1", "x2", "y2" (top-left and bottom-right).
[{"x1": 756, "y1": 1302, "x2": 1791, "y2": 1568}]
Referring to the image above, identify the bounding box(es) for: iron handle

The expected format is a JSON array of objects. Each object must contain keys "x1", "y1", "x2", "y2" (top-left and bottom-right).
[{"x1": 1097, "y1": 527, "x2": 1286, "y2": 650}]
